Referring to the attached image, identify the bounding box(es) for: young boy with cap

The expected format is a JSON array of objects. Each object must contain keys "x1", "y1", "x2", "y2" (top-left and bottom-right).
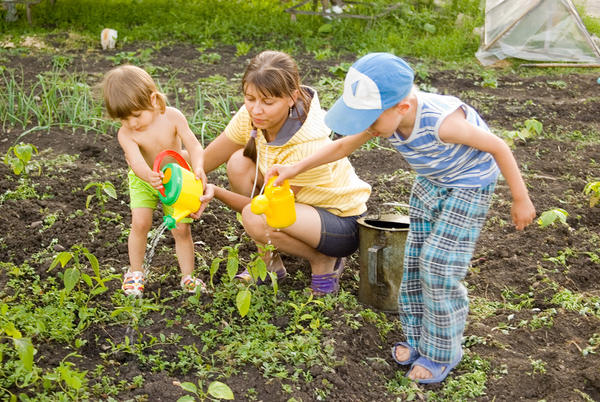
[{"x1": 266, "y1": 52, "x2": 536, "y2": 384}]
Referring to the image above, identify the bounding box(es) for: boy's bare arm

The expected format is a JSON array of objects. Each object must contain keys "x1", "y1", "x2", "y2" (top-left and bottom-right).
[
  {"x1": 439, "y1": 110, "x2": 536, "y2": 230},
  {"x1": 269, "y1": 131, "x2": 372, "y2": 185}
]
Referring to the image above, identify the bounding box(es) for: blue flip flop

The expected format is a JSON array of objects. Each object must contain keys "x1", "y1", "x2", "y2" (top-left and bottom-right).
[
  {"x1": 391, "y1": 342, "x2": 419, "y2": 366},
  {"x1": 408, "y1": 350, "x2": 463, "y2": 384}
]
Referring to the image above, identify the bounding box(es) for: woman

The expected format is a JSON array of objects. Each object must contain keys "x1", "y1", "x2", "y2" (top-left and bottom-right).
[{"x1": 202, "y1": 50, "x2": 370, "y2": 295}]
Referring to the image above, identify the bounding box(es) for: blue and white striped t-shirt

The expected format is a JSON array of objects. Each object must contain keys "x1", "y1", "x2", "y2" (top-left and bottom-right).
[{"x1": 388, "y1": 92, "x2": 499, "y2": 189}]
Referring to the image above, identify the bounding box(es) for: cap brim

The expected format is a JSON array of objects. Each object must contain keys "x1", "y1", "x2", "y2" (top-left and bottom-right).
[{"x1": 325, "y1": 96, "x2": 384, "y2": 136}]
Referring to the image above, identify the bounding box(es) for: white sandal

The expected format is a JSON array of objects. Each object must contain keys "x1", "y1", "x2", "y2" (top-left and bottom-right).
[
  {"x1": 122, "y1": 270, "x2": 145, "y2": 296},
  {"x1": 180, "y1": 275, "x2": 207, "y2": 293}
]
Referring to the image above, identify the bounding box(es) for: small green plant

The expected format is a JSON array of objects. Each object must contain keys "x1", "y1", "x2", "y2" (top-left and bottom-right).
[
  {"x1": 42, "y1": 352, "x2": 88, "y2": 397},
  {"x1": 288, "y1": 294, "x2": 325, "y2": 334},
  {"x1": 583, "y1": 181, "x2": 600, "y2": 207},
  {"x1": 52, "y1": 54, "x2": 73, "y2": 69},
  {"x1": 48, "y1": 245, "x2": 114, "y2": 302},
  {"x1": 544, "y1": 247, "x2": 576, "y2": 268},
  {"x1": 537, "y1": 208, "x2": 568, "y2": 228},
  {"x1": 199, "y1": 52, "x2": 222, "y2": 64},
  {"x1": 328, "y1": 62, "x2": 350, "y2": 79},
  {"x1": 235, "y1": 42, "x2": 252, "y2": 57},
  {"x1": 84, "y1": 181, "x2": 117, "y2": 211},
  {"x1": 235, "y1": 245, "x2": 282, "y2": 317},
  {"x1": 3, "y1": 142, "x2": 40, "y2": 176},
  {"x1": 0, "y1": 306, "x2": 35, "y2": 373},
  {"x1": 582, "y1": 333, "x2": 600, "y2": 356},
  {"x1": 546, "y1": 79, "x2": 567, "y2": 89},
  {"x1": 106, "y1": 49, "x2": 154, "y2": 65},
  {"x1": 528, "y1": 358, "x2": 547, "y2": 375},
  {"x1": 313, "y1": 48, "x2": 333, "y2": 61},
  {"x1": 175, "y1": 380, "x2": 234, "y2": 401},
  {"x1": 480, "y1": 69, "x2": 498, "y2": 88},
  {"x1": 499, "y1": 118, "x2": 543, "y2": 148}
]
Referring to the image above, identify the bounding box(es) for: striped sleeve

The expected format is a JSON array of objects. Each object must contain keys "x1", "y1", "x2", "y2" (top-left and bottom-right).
[{"x1": 223, "y1": 107, "x2": 252, "y2": 146}]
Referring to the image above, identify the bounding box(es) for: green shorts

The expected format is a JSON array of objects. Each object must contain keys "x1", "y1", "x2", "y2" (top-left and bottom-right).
[{"x1": 128, "y1": 170, "x2": 193, "y2": 224}]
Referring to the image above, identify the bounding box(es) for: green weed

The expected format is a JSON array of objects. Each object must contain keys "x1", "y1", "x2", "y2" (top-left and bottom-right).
[
  {"x1": 537, "y1": 208, "x2": 569, "y2": 228},
  {"x1": 3, "y1": 142, "x2": 40, "y2": 176},
  {"x1": 499, "y1": 118, "x2": 543, "y2": 148},
  {"x1": 84, "y1": 180, "x2": 117, "y2": 212},
  {"x1": 175, "y1": 379, "x2": 234, "y2": 401},
  {"x1": 583, "y1": 181, "x2": 600, "y2": 207}
]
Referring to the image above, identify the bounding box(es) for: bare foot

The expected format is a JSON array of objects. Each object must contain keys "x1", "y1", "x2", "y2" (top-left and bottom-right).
[
  {"x1": 407, "y1": 364, "x2": 434, "y2": 381},
  {"x1": 394, "y1": 345, "x2": 412, "y2": 362}
]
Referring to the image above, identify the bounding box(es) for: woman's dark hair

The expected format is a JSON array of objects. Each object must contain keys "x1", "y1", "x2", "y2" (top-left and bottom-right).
[{"x1": 242, "y1": 51, "x2": 310, "y2": 162}]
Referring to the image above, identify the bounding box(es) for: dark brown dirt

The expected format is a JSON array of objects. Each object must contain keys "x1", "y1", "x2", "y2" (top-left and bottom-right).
[{"x1": 0, "y1": 41, "x2": 599, "y2": 401}]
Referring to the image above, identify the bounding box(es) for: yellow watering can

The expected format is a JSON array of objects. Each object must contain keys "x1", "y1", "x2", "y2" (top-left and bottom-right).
[
  {"x1": 250, "y1": 176, "x2": 296, "y2": 228},
  {"x1": 153, "y1": 150, "x2": 203, "y2": 230}
]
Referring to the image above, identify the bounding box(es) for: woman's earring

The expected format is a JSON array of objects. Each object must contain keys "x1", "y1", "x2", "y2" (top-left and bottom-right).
[{"x1": 289, "y1": 106, "x2": 293, "y2": 117}]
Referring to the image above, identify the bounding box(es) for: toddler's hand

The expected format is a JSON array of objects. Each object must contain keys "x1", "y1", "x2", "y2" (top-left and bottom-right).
[
  {"x1": 511, "y1": 197, "x2": 536, "y2": 231},
  {"x1": 194, "y1": 166, "x2": 208, "y2": 190},
  {"x1": 149, "y1": 170, "x2": 164, "y2": 190}
]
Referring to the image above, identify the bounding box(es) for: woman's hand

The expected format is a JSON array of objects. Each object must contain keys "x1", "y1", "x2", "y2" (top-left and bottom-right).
[
  {"x1": 190, "y1": 183, "x2": 215, "y2": 219},
  {"x1": 266, "y1": 164, "x2": 300, "y2": 187}
]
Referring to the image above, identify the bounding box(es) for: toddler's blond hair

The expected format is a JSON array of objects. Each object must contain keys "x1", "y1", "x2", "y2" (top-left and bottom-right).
[{"x1": 102, "y1": 65, "x2": 166, "y2": 119}]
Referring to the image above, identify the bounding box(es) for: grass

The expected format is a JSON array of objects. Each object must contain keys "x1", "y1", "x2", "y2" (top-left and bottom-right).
[{"x1": 1, "y1": 0, "x2": 485, "y2": 63}]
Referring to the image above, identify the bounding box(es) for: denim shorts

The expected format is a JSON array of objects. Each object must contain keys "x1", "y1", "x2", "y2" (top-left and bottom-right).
[{"x1": 315, "y1": 208, "x2": 365, "y2": 257}]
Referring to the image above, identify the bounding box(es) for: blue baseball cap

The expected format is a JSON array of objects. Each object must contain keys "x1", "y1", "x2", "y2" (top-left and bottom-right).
[{"x1": 325, "y1": 53, "x2": 414, "y2": 135}]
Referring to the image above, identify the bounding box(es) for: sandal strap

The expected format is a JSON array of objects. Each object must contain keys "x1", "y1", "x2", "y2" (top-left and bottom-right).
[
  {"x1": 310, "y1": 257, "x2": 345, "y2": 295},
  {"x1": 180, "y1": 275, "x2": 206, "y2": 293},
  {"x1": 122, "y1": 270, "x2": 145, "y2": 295},
  {"x1": 311, "y1": 272, "x2": 339, "y2": 294}
]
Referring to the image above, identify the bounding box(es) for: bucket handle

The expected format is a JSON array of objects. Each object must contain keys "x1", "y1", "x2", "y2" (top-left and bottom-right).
[
  {"x1": 368, "y1": 245, "x2": 385, "y2": 285},
  {"x1": 378, "y1": 202, "x2": 410, "y2": 220},
  {"x1": 152, "y1": 150, "x2": 191, "y2": 197}
]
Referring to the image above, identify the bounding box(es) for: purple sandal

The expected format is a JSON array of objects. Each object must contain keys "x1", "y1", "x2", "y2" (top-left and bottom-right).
[{"x1": 311, "y1": 257, "x2": 345, "y2": 296}]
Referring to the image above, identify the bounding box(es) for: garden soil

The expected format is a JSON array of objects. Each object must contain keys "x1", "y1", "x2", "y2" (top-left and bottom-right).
[{"x1": 1, "y1": 42, "x2": 599, "y2": 401}]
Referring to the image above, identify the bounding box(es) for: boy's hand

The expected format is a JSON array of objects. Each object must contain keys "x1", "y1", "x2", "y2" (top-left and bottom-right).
[
  {"x1": 189, "y1": 183, "x2": 214, "y2": 219},
  {"x1": 149, "y1": 170, "x2": 164, "y2": 190},
  {"x1": 511, "y1": 197, "x2": 536, "y2": 230},
  {"x1": 267, "y1": 164, "x2": 299, "y2": 187}
]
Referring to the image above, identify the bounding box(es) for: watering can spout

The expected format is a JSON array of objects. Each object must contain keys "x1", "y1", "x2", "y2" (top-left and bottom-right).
[{"x1": 163, "y1": 209, "x2": 192, "y2": 230}]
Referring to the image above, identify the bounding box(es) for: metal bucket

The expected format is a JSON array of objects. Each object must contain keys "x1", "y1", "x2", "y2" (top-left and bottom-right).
[{"x1": 357, "y1": 214, "x2": 409, "y2": 312}]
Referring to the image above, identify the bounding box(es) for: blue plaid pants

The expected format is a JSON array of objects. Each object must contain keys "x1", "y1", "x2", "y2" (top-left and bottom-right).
[{"x1": 399, "y1": 176, "x2": 495, "y2": 364}]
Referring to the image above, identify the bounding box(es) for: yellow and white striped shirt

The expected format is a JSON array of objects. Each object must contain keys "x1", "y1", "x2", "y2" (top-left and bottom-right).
[{"x1": 224, "y1": 88, "x2": 370, "y2": 217}]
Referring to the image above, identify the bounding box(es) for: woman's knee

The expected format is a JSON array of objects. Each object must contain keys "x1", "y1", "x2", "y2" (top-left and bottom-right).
[
  {"x1": 241, "y1": 204, "x2": 271, "y2": 242},
  {"x1": 226, "y1": 150, "x2": 259, "y2": 194}
]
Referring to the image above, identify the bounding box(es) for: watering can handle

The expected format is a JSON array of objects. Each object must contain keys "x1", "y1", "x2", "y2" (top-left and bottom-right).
[{"x1": 152, "y1": 150, "x2": 191, "y2": 197}]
